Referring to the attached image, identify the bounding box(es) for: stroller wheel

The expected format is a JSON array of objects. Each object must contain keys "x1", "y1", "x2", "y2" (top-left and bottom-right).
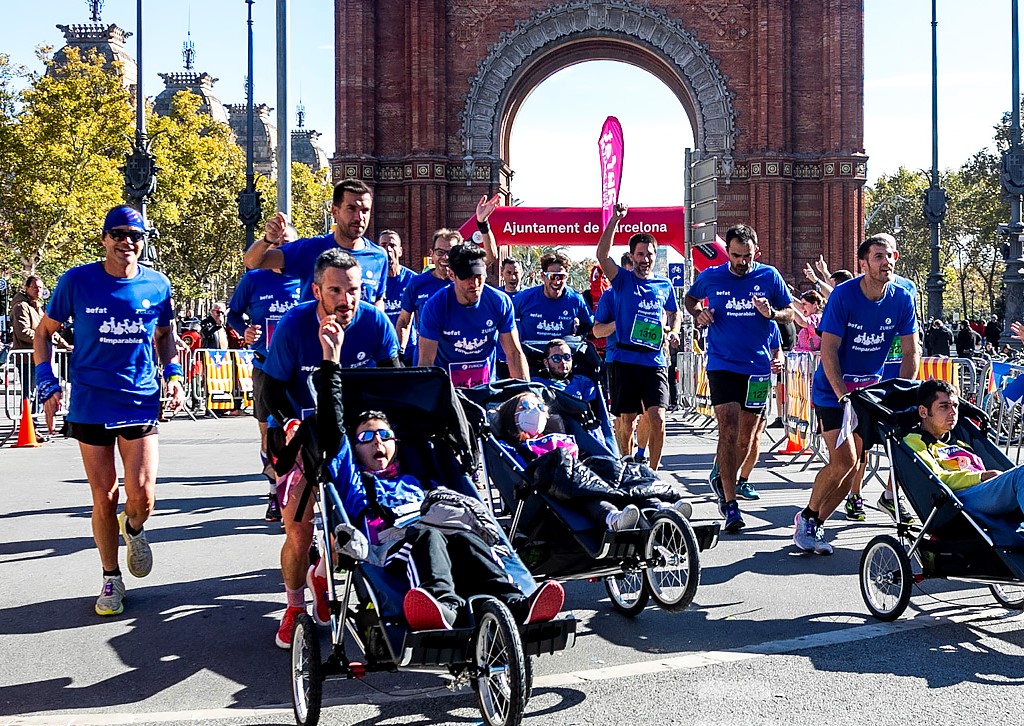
[
  {"x1": 290, "y1": 613, "x2": 323, "y2": 726},
  {"x1": 643, "y1": 510, "x2": 701, "y2": 612},
  {"x1": 990, "y1": 583, "x2": 1024, "y2": 610},
  {"x1": 473, "y1": 599, "x2": 527, "y2": 726},
  {"x1": 860, "y1": 535, "x2": 912, "y2": 621},
  {"x1": 604, "y1": 571, "x2": 650, "y2": 617}
]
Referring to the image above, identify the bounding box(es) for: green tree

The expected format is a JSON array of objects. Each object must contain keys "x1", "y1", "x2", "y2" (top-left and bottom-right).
[
  {"x1": 256, "y1": 162, "x2": 333, "y2": 238},
  {"x1": 0, "y1": 47, "x2": 132, "y2": 280},
  {"x1": 146, "y1": 91, "x2": 247, "y2": 303}
]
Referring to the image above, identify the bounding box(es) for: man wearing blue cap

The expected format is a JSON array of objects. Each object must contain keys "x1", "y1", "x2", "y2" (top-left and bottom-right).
[{"x1": 35, "y1": 205, "x2": 185, "y2": 617}]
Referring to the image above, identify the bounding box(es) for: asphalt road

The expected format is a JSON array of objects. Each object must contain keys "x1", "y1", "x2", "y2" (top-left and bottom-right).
[{"x1": 1, "y1": 411, "x2": 1022, "y2": 726}]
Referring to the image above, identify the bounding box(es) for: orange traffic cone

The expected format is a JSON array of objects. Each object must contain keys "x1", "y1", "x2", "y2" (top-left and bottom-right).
[
  {"x1": 13, "y1": 399, "x2": 41, "y2": 448},
  {"x1": 781, "y1": 436, "x2": 806, "y2": 455}
]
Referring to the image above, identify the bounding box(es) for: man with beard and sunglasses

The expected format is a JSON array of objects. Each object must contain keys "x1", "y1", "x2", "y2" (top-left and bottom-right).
[
  {"x1": 595, "y1": 203, "x2": 680, "y2": 472},
  {"x1": 243, "y1": 179, "x2": 388, "y2": 307},
  {"x1": 684, "y1": 224, "x2": 796, "y2": 533},
  {"x1": 260, "y1": 248, "x2": 400, "y2": 649},
  {"x1": 513, "y1": 251, "x2": 593, "y2": 342},
  {"x1": 34, "y1": 205, "x2": 185, "y2": 617}
]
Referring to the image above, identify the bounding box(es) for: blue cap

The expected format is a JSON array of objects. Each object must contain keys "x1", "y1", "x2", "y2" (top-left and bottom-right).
[{"x1": 102, "y1": 206, "x2": 146, "y2": 233}]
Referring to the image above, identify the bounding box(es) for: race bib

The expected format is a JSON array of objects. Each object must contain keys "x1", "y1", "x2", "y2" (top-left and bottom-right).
[
  {"x1": 885, "y1": 335, "x2": 902, "y2": 363},
  {"x1": 449, "y1": 359, "x2": 491, "y2": 389},
  {"x1": 843, "y1": 374, "x2": 880, "y2": 393},
  {"x1": 629, "y1": 312, "x2": 663, "y2": 350},
  {"x1": 744, "y1": 374, "x2": 772, "y2": 409}
]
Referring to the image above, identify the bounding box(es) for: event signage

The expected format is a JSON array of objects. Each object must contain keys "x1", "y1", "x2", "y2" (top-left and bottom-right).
[{"x1": 598, "y1": 116, "x2": 624, "y2": 229}]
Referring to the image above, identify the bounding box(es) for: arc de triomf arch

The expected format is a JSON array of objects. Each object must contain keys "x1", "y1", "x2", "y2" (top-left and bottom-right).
[{"x1": 331, "y1": 0, "x2": 866, "y2": 281}]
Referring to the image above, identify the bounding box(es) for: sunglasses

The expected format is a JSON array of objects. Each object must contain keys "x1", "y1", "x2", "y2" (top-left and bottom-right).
[
  {"x1": 547, "y1": 353, "x2": 572, "y2": 363},
  {"x1": 355, "y1": 428, "x2": 396, "y2": 443},
  {"x1": 108, "y1": 229, "x2": 146, "y2": 243},
  {"x1": 543, "y1": 272, "x2": 568, "y2": 280},
  {"x1": 518, "y1": 400, "x2": 548, "y2": 412}
]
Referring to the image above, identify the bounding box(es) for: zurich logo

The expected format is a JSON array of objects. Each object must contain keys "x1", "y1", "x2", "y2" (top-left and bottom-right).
[
  {"x1": 885, "y1": 318, "x2": 892, "y2": 325},
  {"x1": 357, "y1": 351, "x2": 366, "y2": 360},
  {"x1": 754, "y1": 285, "x2": 761, "y2": 292},
  {"x1": 486, "y1": 320, "x2": 493, "y2": 326}
]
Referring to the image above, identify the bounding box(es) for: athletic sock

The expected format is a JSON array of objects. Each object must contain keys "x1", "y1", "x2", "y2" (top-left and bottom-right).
[
  {"x1": 635, "y1": 447, "x2": 646, "y2": 458},
  {"x1": 802, "y1": 507, "x2": 818, "y2": 522},
  {"x1": 103, "y1": 567, "x2": 122, "y2": 578},
  {"x1": 124, "y1": 519, "x2": 142, "y2": 537},
  {"x1": 286, "y1": 586, "x2": 306, "y2": 608},
  {"x1": 738, "y1": 477, "x2": 748, "y2": 486}
]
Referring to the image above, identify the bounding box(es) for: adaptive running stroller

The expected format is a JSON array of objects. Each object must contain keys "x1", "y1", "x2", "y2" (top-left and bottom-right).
[
  {"x1": 288, "y1": 368, "x2": 576, "y2": 726},
  {"x1": 459, "y1": 376, "x2": 719, "y2": 618},
  {"x1": 850, "y1": 378, "x2": 1024, "y2": 621}
]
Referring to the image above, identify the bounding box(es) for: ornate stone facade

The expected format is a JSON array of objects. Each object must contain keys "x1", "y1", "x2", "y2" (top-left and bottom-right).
[
  {"x1": 226, "y1": 104, "x2": 278, "y2": 180},
  {"x1": 333, "y1": 0, "x2": 866, "y2": 279},
  {"x1": 53, "y1": 23, "x2": 137, "y2": 97},
  {"x1": 154, "y1": 72, "x2": 229, "y2": 125}
]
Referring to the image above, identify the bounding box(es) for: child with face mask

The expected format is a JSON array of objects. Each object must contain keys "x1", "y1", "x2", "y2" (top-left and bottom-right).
[{"x1": 495, "y1": 391, "x2": 694, "y2": 531}]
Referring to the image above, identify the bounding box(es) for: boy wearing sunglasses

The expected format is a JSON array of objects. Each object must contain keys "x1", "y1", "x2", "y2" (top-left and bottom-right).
[
  {"x1": 34, "y1": 205, "x2": 185, "y2": 616},
  {"x1": 539, "y1": 338, "x2": 599, "y2": 410},
  {"x1": 513, "y1": 251, "x2": 593, "y2": 342}
]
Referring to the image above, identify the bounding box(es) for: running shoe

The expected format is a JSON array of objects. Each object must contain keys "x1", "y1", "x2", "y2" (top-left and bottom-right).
[
  {"x1": 793, "y1": 511, "x2": 816, "y2": 551},
  {"x1": 524, "y1": 580, "x2": 565, "y2": 624},
  {"x1": 670, "y1": 499, "x2": 693, "y2": 519},
  {"x1": 767, "y1": 417, "x2": 785, "y2": 429},
  {"x1": 812, "y1": 521, "x2": 833, "y2": 556},
  {"x1": 306, "y1": 564, "x2": 331, "y2": 626},
  {"x1": 403, "y1": 588, "x2": 456, "y2": 631},
  {"x1": 275, "y1": 605, "x2": 305, "y2": 649},
  {"x1": 723, "y1": 501, "x2": 745, "y2": 533},
  {"x1": 878, "y1": 494, "x2": 916, "y2": 524},
  {"x1": 118, "y1": 511, "x2": 153, "y2": 578},
  {"x1": 844, "y1": 495, "x2": 866, "y2": 521},
  {"x1": 632, "y1": 454, "x2": 650, "y2": 466},
  {"x1": 265, "y1": 493, "x2": 282, "y2": 522},
  {"x1": 608, "y1": 504, "x2": 641, "y2": 532},
  {"x1": 736, "y1": 479, "x2": 760, "y2": 501},
  {"x1": 95, "y1": 575, "x2": 125, "y2": 616}
]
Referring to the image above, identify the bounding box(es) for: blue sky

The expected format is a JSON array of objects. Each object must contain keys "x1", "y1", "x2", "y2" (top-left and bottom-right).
[{"x1": 1, "y1": 1, "x2": 1018, "y2": 210}]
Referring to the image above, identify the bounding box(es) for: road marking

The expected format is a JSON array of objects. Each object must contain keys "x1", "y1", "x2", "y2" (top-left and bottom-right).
[{"x1": 7, "y1": 605, "x2": 1017, "y2": 726}]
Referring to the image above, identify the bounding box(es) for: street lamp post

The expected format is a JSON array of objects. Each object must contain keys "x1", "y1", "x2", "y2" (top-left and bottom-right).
[
  {"x1": 923, "y1": 0, "x2": 947, "y2": 321},
  {"x1": 121, "y1": 0, "x2": 159, "y2": 266},
  {"x1": 1001, "y1": 0, "x2": 1024, "y2": 343},
  {"x1": 237, "y1": 0, "x2": 262, "y2": 250}
]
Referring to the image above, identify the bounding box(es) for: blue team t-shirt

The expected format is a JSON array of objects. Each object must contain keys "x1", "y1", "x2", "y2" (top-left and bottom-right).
[
  {"x1": 811, "y1": 277, "x2": 918, "y2": 408},
  {"x1": 685, "y1": 262, "x2": 793, "y2": 376},
  {"x1": 47, "y1": 262, "x2": 173, "y2": 426},
  {"x1": 279, "y1": 234, "x2": 388, "y2": 304},
  {"x1": 227, "y1": 269, "x2": 301, "y2": 369},
  {"x1": 385, "y1": 266, "x2": 417, "y2": 359},
  {"x1": 539, "y1": 373, "x2": 598, "y2": 402},
  {"x1": 513, "y1": 285, "x2": 594, "y2": 342},
  {"x1": 400, "y1": 270, "x2": 451, "y2": 320},
  {"x1": 262, "y1": 300, "x2": 399, "y2": 423},
  {"x1": 608, "y1": 268, "x2": 678, "y2": 367},
  {"x1": 881, "y1": 275, "x2": 920, "y2": 380},
  {"x1": 417, "y1": 285, "x2": 515, "y2": 387},
  {"x1": 594, "y1": 290, "x2": 618, "y2": 363}
]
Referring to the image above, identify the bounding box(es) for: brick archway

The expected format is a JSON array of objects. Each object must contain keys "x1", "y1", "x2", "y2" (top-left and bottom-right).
[
  {"x1": 460, "y1": 0, "x2": 736, "y2": 178},
  {"x1": 333, "y1": 0, "x2": 866, "y2": 282}
]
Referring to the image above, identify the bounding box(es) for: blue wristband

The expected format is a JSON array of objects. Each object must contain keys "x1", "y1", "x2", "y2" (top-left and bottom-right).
[
  {"x1": 35, "y1": 362, "x2": 61, "y2": 405},
  {"x1": 163, "y1": 362, "x2": 184, "y2": 381}
]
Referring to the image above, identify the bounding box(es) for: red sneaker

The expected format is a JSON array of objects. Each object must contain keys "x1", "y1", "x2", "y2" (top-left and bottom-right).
[
  {"x1": 403, "y1": 587, "x2": 454, "y2": 631},
  {"x1": 524, "y1": 580, "x2": 564, "y2": 624},
  {"x1": 306, "y1": 565, "x2": 331, "y2": 626},
  {"x1": 275, "y1": 606, "x2": 305, "y2": 649}
]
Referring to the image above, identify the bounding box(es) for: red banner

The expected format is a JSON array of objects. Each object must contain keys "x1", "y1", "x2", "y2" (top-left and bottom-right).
[
  {"x1": 459, "y1": 206, "x2": 686, "y2": 253},
  {"x1": 598, "y1": 117, "x2": 624, "y2": 229}
]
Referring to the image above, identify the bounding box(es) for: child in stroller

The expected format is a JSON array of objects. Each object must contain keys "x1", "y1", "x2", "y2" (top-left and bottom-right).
[
  {"x1": 314, "y1": 320, "x2": 565, "y2": 631},
  {"x1": 493, "y1": 390, "x2": 693, "y2": 532}
]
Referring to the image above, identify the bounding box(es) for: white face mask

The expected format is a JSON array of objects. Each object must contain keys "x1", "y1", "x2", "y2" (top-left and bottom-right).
[{"x1": 516, "y1": 407, "x2": 546, "y2": 437}]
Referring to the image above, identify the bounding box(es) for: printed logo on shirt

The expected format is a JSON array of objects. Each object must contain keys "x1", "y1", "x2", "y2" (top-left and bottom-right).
[
  {"x1": 98, "y1": 316, "x2": 149, "y2": 344},
  {"x1": 637, "y1": 298, "x2": 663, "y2": 313},
  {"x1": 724, "y1": 297, "x2": 757, "y2": 313},
  {"x1": 266, "y1": 299, "x2": 296, "y2": 314},
  {"x1": 453, "y1": 336, "x2": 489, "y2": 355}
]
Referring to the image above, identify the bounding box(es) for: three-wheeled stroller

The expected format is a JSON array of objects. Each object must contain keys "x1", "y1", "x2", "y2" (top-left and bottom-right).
[
  {"x1": 288, "y1": 368, "x2": 576, "y2": 726},
  {"x1": 459, "y1": 375, "x2": 719, "y2": 618},
  {"x1": 849, "y1": 378, "x2": 1024, "y2": 621}
]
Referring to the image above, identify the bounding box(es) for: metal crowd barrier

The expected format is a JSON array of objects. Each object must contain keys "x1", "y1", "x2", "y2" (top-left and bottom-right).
[
  {"x1": 178, "y1": 347, "x2": 255, "y2": 419},
  {"x1": 1, "y1": 348, "x2": 70, "y2": 444}
]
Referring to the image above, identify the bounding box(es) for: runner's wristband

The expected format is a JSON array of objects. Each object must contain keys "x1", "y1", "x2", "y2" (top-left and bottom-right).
[
  {"x1": 163, "y1": 362, "x2": 184, "y2": 381},
  {"x1": 476, "y1": 219, "x2": 490, "y2": 233},
  {"x1": 35, "y1": 362, "x2": 61, "y2": 404}
]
